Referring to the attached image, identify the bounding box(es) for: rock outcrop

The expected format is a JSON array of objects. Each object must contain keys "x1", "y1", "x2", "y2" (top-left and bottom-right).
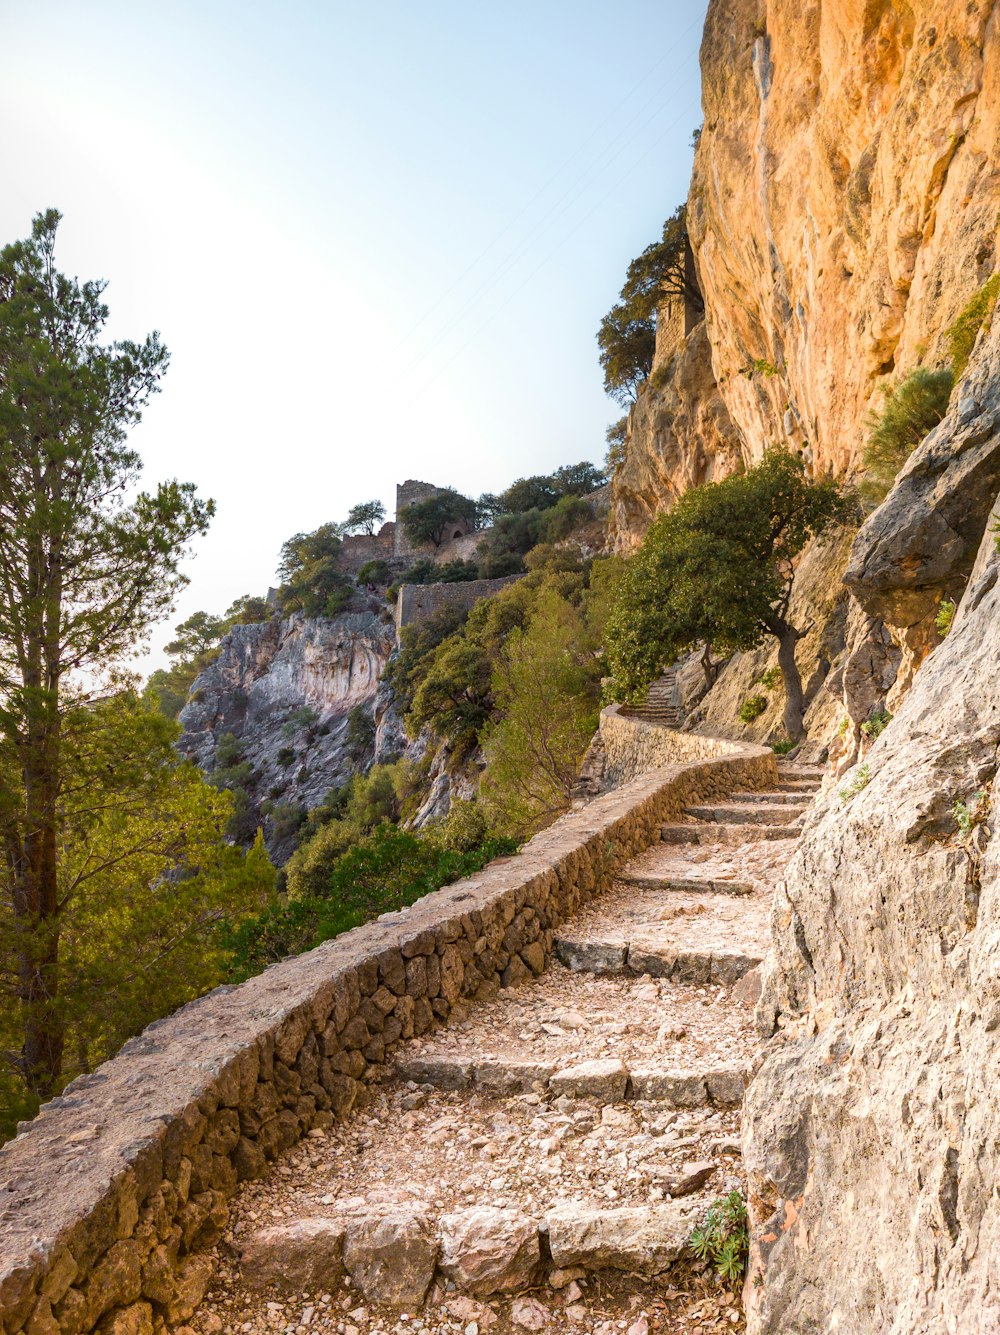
[
  {"x1": 745, "y1": 481, "x2": 1000, "y2": 1329},
  {"x1": 845, "y1": 315, "x2": 1000, "y2": 697},
  {"x1": 179, "y1": 611, "x2": 395, "y2": 857}
]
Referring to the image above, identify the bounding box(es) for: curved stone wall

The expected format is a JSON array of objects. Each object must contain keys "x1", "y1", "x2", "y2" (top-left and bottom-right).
[
  {"x1": 0, "y1": 742, "x2": 774, "y2": 1335},
  {"x1": 600, "y1": 705, "x2": 756, "y2": 787}
]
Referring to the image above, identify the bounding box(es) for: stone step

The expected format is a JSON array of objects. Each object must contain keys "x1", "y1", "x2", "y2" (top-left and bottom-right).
[
  {"x1": 661, "y1": 822, "x2": 799, "y2": 844},
  {"x1": 394, "y1": 1052, "x2": 749, "y2": 1109},
  {"x1": 240, "y1": 1196, "x2": 708, "y2": 1305},
  {"x1": 685, "y1": 802, "x2": 802, "y2": 825},
  {"x1": 773, "y1": 779, "x2": 821, "y2": 793},
  {"x1": 735, "y1": 790, "x2": 812, "y2": 806},
  {"x1": 617, "y1": 872, "x2": 754, "y2": 895},
  {"x1": 777, "y1": 764, "x2": 826, "y2": 778},
  {"x1": 554, "y1": 936, "x2": 760, "y2": 987}
]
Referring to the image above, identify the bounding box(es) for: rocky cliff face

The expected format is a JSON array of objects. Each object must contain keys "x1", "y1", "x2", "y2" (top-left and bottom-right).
[
  {"x1": 179, "y1": 611, "x2": 395, "y2": 858},
  {"x1": 609, "y1": 0, "x2": 1000, "y2": 554},
  {"x1": 691, "y1": 0, "x2": 1000, "y2": 477},
  {"x1": 745, "y1": 490, "x2": 1000, "y2": 1332},
  {"x1": 607, "y1": 323, "x2": 742, "y2": 552}
]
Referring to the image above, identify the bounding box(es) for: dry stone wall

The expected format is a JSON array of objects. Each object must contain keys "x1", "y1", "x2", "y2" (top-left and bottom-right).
[
  {"x1": 599, "y1": 706, "x2": 759, "y2": 787},
  {"x1": 0, "y1": 743, "x2": 774, "y2": 1335}
]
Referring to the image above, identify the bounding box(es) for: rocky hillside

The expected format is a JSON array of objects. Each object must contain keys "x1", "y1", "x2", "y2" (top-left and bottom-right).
[{"x1": 178, "y1": 610, "x2": 395, "y2": 858}]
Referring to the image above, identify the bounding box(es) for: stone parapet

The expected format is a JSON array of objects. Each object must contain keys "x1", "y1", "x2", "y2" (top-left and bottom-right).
[
  {"x1": 0, "y1": 742, "x2": 773, "y2": 1335},
  {"x1": 600, "y1": 705, "x2": 764, "y2": 787},
  {"x1": 395, "y1": 576, "x2": 521, "y2": 631}
]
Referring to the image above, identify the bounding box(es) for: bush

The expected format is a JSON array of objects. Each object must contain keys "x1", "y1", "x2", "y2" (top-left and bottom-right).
[
  {"x1": 689, "y1": 1190, "x2": 749, "y2": 1287},
  {"x1": 282, "y1": 705, "x2": 318, "y2": 737},
  {"x1": 935, "y1": 598, "x2": 956, "y2": 637},
  {"x1": 739, "y1": 694, "x2": 767, "y2": 723},
  {"x1": 947, "y1": 275, "x2": 1000, "y2": 380},
  {"x1": 225, "y1": 824, "x2": 517, "y2": 979},
  {"x1": 860, "y1": 709, "x2": 892, "y2": 740},
  {"x1": 771, "y1": 739, "x2": 797, "y2": 755},
  {"x1": 357, "y1": 559, "x2": 391, "y2": 586},
  {"x1": 861, "y1": 368, "x2": 953, "y2": 505},
  {"x1": 276, "y1": 746, "x2": 295, "y2": 767},
  {"x1": 346, "y1": 703, "x2": 376, "y2": 758}
]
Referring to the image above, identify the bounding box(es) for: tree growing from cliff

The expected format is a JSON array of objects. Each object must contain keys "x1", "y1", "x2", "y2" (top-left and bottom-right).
[
  {"x1": 343, "y1": 499, "x2": 386, "y2": 536},
  {"x1": 604, "y1": 450, "x2": 847, "y2": 739},
  {"x1": 860, "y1": 367, "x2": 953, "y2": 507},
  {"x1": 597, "y1": 205, "x2": 703, "y2": 405},
  {"x1": 0, "y1": 211, "x2": 214, "y2": 1098},
  {"x1": 400, "y1": 488, "x2": 479, "y2": 548},
  {"x1": 276, "y1": 523, "x2": 353, "y2": 616}
]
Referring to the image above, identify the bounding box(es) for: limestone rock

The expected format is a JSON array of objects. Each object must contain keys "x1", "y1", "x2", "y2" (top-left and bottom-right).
[
  {"x1": 439, "y1": 1207, "x2": 540, "y2": 1296},
  {"x1": 177, "y1": 610, "x2": 395, "y2": 862},
  {"x1": 509, "y1": 1296, "x2": 549, "y2": 1331},
  {"x1": 546, "y1": 1203, "x2": 695, "y2": 1275},
  {"x1": 240, "y1": 1218, "x2": 346, "y2": 1292},
  {"x1": 550, "y1": 1059, "x2": 628, "y2": 1103},
  {"x1": 845, "y1": 316, "x2": 1000, "y2": 692},
  {"x1": 342, "y1": 1210, "x2": 438, "y2": 1308},
  {"x1": 745, "y1": 493, "x2": 1000, "y2": 1331}
]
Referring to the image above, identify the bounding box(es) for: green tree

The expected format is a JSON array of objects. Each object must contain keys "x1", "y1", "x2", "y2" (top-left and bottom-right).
[
  {"x1": 0, "y1": 692, "x2": 274, "y2": 1130},
  {"x1": 605, "y1": 450, "x2": 847, "y2": 739},
  {"x1": 597, "y1": 205, "x2": 702, "y2": 406},
  {"x1": 276, "y1": 523, "x2": 353, "y2": 617},
  {"x1": 481, "y1": 589, "x2": 601, "y2": 834},
  {"x1": 343, "y1": 499, "x2": 386, "y2": 536},
  {"x1": 400, "y1": 488, "x2": 479, "y2": 548},
  {"x1": 0, "y1": 210, "x2": 213, "y2": 1096},
  {"x1": 164, "y1": 609, "x2": 225, "y2": 658},
  {"x1": 225, "y1": 593, "x2": 271, "y2": 624},
  {"x1": 357, "y1": 558, "x2": 391, "y2": 586}
]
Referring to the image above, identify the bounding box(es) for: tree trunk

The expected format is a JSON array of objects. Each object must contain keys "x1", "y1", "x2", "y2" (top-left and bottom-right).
[
  {"x1": 700, "y1": 644, "x2": 718, "y2": 690},
  {"x1": 775, "y1": 623, "x2": 806, "y2": 741},
  {"x1": 15, "y1": 739, "x2": 63, "y2": 1099}
]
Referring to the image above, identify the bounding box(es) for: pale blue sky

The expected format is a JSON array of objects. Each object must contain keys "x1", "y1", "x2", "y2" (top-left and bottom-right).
[{"x1": 1, "y1": 1, "x2": 707, "y2": 666}]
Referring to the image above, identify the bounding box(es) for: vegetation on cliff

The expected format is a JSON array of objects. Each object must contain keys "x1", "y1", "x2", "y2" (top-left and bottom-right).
[
  {"x1": 597, "y1": 204, "x2": 701, "y2": 407},
  {"x1": 861, "y1": 368, "x2": 953, "y2": 506}
]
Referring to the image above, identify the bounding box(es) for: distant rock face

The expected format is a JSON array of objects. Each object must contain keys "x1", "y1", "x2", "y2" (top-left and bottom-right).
[
  {"x1": 744, "y1": 504, "x2": 1000, "y2": 1331},
  {"x1": 690, "y1": 0, "x2": 1000, "y2": 478},
  {"x1": 178, "y1": 611, "x2": 395, "y2": 858}
]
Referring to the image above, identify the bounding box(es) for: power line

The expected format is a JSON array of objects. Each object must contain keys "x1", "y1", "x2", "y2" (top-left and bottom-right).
[
  {"x1": 391, "y1": 11, "x2": 705, "y2": 361},
  {"x1": 413, "y1": 84, "x2": 704, "y2": 398}
]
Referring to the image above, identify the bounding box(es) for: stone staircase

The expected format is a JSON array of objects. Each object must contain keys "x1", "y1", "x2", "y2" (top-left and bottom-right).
[
  {"x1": 193, "y1": 761, "x2": 823, "y2": 1334},
  {"x1": 621, "y1": 670, "x2": 685, "y2": 728}
]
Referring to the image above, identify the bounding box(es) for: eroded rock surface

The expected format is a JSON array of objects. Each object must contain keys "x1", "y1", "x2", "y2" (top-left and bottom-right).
[{"x1": 745, "y1": 517, "x2": 1000, "y2": 1332}]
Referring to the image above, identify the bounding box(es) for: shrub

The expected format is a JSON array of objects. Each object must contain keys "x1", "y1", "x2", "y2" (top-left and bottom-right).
[
  {"x1": 861, "y1": 368, "x2": 953, "y2": 506},
  {"x1": 839, "y1": 762, "x2": 871, "y2": 803},
  {"x1": 935, "y1": 599, "x2": 956, "y2": 637},
  {"x1": 739, "y1": 694, "x2": 767, "y2": 723},
  {"x1": 689, "y1": 1190, "x2": 749, "y2": 1287},
  {"x1": 224, "y1": 824, "x2": 517, "y2": 979},
  {"x1": 860, "y1": 709, "x2": 892, "y2": 741},
  {"x1": 947, "y1": 275, "x2": 1000, "y2": 380},
  {"x1": 954, "y1": 790, "x2": 990, "y2": 837},
  {"x1": 346, "y1": 703, "x2": 376, "y2": 758},
  {"x1": 758, "y1": 666, "x2": 782, "y2": 690},
  {"x1": 270, "y1": 802, "x2": 307, "y2": 844},
  {"x1": 276, "y1": 746, "x2": 295, "y2": 767},
  {"x1": 282, "y1": 705, "x2": 318, "y2": 737},
  {"x1": 357, "y1": 559, "x2": 391, "y2": 586},
  {"x1": 771, "y1": 739, "x2": 796, "y2": 755}
]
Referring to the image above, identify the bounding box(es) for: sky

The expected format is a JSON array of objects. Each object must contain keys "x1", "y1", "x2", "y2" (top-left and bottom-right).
[{"x1": 1, "y1": 1, "x2": 707, "y2": 670}]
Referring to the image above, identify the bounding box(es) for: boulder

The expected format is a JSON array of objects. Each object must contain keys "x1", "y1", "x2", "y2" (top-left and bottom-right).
[
  {"x1": 342, "y1": 1210, "x2": 438, "y2": 1308},
  {"x1": 241, "y1": 1218, "x2": 346, "y2": 1292},
  {"x1": 546, "y1": 1203, "x2": 695, "y2": 1275},
  {"x1": 439, "y1": 1207, "x2": 540, "y2": 1295}
]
